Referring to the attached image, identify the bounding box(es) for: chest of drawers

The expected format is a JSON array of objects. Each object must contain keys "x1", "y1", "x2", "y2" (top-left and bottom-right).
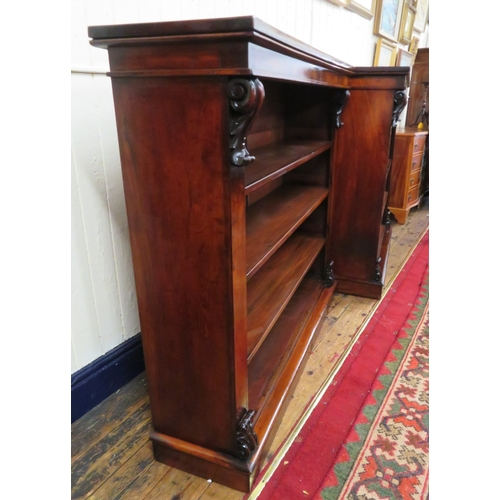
[{"x1": 388, "y1": 128, "x2": 428, "y2": 224}]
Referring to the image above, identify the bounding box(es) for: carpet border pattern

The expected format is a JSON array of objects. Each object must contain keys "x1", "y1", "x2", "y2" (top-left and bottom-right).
[{"x1": 319, "y1": 270, "x2": 429, "y2": 499}]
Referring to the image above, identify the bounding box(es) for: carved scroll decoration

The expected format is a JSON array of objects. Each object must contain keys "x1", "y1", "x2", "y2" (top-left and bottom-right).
[
  {"x1": 324, "y1": 260, "x2": 335, "y2": 287},
  {"x1": 333, "y1": 89, "x2": 350, "y2": 128},
  {"x1": 374, "y1": 257, "x2": 382, "y2": 282},
  {"x1": 392, "y1": 90, "x2": 407, "y2": 128},
  {"x1": 385, "y1": 208, "x2": 391, "y2": 228},
  {"x1": 236, "y1": 409, "x2": 258, "y2": 460},
  {"x1": 228, "y1": 78, "x2": 265, "y2": 166}
]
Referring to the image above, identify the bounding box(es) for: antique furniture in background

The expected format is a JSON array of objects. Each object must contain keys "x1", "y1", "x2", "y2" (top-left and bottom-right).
[
  {"x1": 88, "y1": 16, "x2": 408, "y2": 492},
  {"x1": 388, "y1": 128, "x2": 428, "y2": 224},
  {"x1": 406, "y1": 47, "x2": 429, "y2": 128}
]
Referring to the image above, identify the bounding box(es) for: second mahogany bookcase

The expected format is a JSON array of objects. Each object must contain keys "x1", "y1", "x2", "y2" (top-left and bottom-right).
[{"x1": 88, "y1": 16, "x2": 408, "y2": 492}]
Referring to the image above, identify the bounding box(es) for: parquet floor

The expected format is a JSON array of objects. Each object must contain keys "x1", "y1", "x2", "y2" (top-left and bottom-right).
[{"x1": 71, "y1": 198, "x2": 429, "y2": 500}]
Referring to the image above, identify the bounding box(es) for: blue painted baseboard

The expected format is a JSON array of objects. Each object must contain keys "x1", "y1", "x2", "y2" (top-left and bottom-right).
[{"x1": 71, "y1": 333, "x2": 145, "y2": 423}]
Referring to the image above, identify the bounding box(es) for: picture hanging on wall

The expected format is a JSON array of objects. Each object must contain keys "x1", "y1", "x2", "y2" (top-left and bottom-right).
[
  {"x1": 373, "y1": 38, "x2": 397, "y2": 66},
  {"x1": 328, "y1": 0, "x2": 350, "y2": 6},
  {"x1": 413, "y1": 0, "x2": 429, "y2": 32},
  {"x1": 409, "y1": 35, "x2": 420, "y2": 55},
  {"x1": 396, "y1": 47, "x2": 414, "y2": 67},
  {"x1": 346, "y1": 0, "x2": 375, "y2": 19},
  {"x1": 374, "y1": 0, "x2": 405, "y2": 43},
  {"x1": 399, "y1": 2, "x2": 416, "y2": 44}
]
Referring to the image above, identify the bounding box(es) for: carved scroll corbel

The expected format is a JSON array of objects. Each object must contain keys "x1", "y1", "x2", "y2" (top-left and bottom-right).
[
  {"x1": 385, "y1": 208, "x2": 391, "y2": 228},
  {"x1": 324, "y1": 260, "x2": 335, "y2": 287},
  {"x1": 374, "y1": 257, "x2": 382, "y2": 282},
  {"x1": 228, "y1": 78, "x2": 265, "y2": 166},
  {"x1": 236, "y1": 408, "x2": 258, "y2": 460},
  {"x1": 333, "y1": 89, "x2": 350, "y2": 128},
  {"x1": 392, "y1": 90, "x2": 407, "y2": 128}
]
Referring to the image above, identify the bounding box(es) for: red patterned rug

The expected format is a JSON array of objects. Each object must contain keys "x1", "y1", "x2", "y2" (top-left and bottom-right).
[{"x1": 254, "y1": 231, "x2": 429, "y2": 500}]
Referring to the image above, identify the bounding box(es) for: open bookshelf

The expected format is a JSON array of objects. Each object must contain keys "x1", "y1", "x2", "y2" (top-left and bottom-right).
[{"x1": 88, "y1": 16, "x2": 408, "y2": 492}]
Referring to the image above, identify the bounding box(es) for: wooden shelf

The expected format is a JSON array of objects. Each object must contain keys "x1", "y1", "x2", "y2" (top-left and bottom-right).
[
  {"x1": 246, "y1": 184, "x2": 328, "y2": 279},
  {"x1": 244, "y1": 140, "x2": 331, "y2": 194},
  {"x1": 247, "y1": 233, "x2": 325, "y2": 362},
  {"x1": 248, "y1": 275, "x2": 323, "y2": 409}
]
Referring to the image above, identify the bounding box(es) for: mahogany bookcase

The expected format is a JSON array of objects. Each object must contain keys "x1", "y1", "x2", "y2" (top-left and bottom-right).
[{"x1": 88, "y1": 16, "x2": 408, "y2": 492}]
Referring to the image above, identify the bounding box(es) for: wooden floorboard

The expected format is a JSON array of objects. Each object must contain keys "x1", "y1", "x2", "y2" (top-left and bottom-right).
[{"x1": 71, "y1": 199, "x2": 429, "y2": 500}]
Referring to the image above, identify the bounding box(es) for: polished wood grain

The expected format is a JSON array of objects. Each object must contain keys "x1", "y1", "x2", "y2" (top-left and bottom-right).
[
  {"x1": 246, "y1": 184, "x2": 328, "y2": 278},
  {"x1": 112, "y1": 76, "x2": 242, "y2": 454},
  {"x1": 248, "y1": 276, "x2": 325, "y2": 409},
  {"x1": 405, "y1": 48, "x2": 429, "y2": 128},
  {"x1": 330, "y1": 86, "x2": 406, "y2": 299},
  {"x1": 249, "y1": 283, "x2": 334, "y2": 472},
  {"x1": 244, "y1": 140, "x2": 331, "y2": 193},
  {"x1": 247, "y1": 233, "x2": 325, "y2": 361}
]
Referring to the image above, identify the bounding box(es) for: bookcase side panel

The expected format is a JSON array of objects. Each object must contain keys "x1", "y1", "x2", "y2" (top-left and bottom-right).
[
  {"x1": 111, "y1": 76, "x2": 241, "y2": 454},
  {"x1": 331, "y1": 88, "x2": 394, "y2": 283}
]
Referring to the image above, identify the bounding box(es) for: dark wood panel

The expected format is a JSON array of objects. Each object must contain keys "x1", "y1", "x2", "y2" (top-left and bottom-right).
[
  {"x1": 246, "y1": 184, "x2": 328, "y2": 278},
  {"x1": 112, "y1": 76, "x2": 241, "y2": 454},
  {"x1": 247, "y1": 233, "x2": 325, "y2": 361},
  {"x1": 331, "y1": 88, "x2": 395, "y2": 286},
  {"x1": 244, "y1": 140, "x2": 331, "y2": 193}
]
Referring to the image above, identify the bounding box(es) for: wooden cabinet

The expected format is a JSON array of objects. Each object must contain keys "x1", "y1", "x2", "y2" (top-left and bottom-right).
[
  {"x1": 388, "y1": 128, "x2": 428, "y2": 224},
  {"x1": 406, "y1": 48, "x2": 429, "y2": 128},
  {"x1": 88, "y1": 16, "x2": 408, "y2": 492},
  {"x1": 330, "y1": 82, "x2": 407, "y2": 299}
]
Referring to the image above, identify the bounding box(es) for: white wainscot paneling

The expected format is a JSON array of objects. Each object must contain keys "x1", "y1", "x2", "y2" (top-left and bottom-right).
[
  {"x1": 72, "y1": 148, "x2": 102, "y2": 369},
  {"x1": 71, "y1": 72, "x2": 140, "y2": 372}
]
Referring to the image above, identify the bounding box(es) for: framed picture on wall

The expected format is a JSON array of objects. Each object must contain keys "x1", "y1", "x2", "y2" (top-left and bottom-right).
[
  {"x1": 399, "y1": 2, "x2": 416, "y2": 44},
  {"x1": 328, "y1": 0, "x2": 350, "y2": 6},
  {"x1": 396, "y1": 47, "x2": 414, "y2": 67},
  {"x1": 373, "y1": 38, "x2": 397, "y2": 66},
  {"x1": 346, "y1": 0, "x2": 375, "y2": 19},
  {"x1": 413, "y1": 0, "x2": 429, "y2": 32},
  {"x1": 374, "y1": 0, "x2": 405, "y2": 43},
  {"x1": 409, "y1": 35, "x2": 420, "y2": 55}
]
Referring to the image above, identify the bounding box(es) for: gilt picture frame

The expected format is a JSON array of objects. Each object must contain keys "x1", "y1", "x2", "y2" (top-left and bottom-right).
[
  {"x1": 327, "y1": 0, "x2": 350, "y2": 6},
  {"x1": 398, "y1": 2, "x2": 416, "y2": 45},
  {"x1": 396, "y1": 47, "x2": 414, "y2": 67},
  {"x1": 409, "y1": 36, "x2": 420, "y2": 55},
  {"x1": 346, "y1": 0, "x2": 375, "y2": 20},
  {"x1": 374, "y1": 0, "x2": 405, "y2": 43},
  {"x1": 373, "y1": 38, "x2": 397, "y2": 66},
  {"x1": 413, "y1": 0, "x2": 429, "y2": 32}
]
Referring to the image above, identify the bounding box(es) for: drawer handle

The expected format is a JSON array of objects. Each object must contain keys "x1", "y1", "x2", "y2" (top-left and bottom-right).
[
  {"x1": 414, "y1": 144, "x2": 418, "y2": 150},
  {"x1": 412, "y1": 161, "x2": 417, "y2": 167},
  {"x1": 408, "y1": 194, "x2": 412, "y2": 201},
  {"x1": 410, "y1": 178, "x2": 414, "y2": 185}
]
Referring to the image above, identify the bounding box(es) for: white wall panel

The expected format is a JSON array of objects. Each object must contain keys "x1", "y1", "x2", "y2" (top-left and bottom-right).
[
  {"x1": 91, "y1": 76, "x2": 141, "y2": 341},
  {"x1": 71, "y1": 148, "x2": 102, "y2": 368},
  {"x1": 72, "y1": 73, "x2": 125, "y2": 360},
  {"x1": 72, "y1": 0, "x2": 92, "y2": 68},
  {"x1": 72, "y1": 0, "x2": 429, "y2": 373}
]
